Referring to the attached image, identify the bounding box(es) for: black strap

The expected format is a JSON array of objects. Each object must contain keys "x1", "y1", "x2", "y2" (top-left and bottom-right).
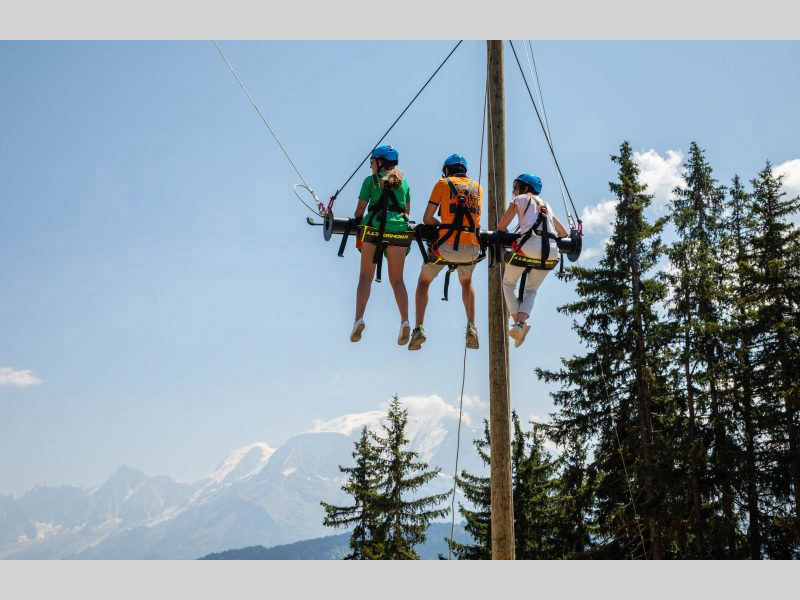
[
  {"x1": 337, "y1": 218, "x2": 356, "y2": 257},
  {"x1": 518, "y1": 266, "x2": 533, "y2": 303},
  {"x1": 442, "y1": 265, "x2": 457, "y2": 301},
  {"x1": 375, "y1": 246, "x2": 385, "y2": 282},
  {"x1": 414, "y1": 227, "x2": 429, "y2": 264}
]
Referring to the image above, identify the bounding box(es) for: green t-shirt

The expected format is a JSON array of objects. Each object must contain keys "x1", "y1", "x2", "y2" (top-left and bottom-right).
[{"x1": 358, "y1": 173, "x2": 411, "y2": 233}]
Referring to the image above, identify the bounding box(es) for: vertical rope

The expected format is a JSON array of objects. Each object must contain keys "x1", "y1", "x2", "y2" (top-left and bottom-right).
[{"x1": 448, "y1": 54, "x2": 488, "y2": 560}]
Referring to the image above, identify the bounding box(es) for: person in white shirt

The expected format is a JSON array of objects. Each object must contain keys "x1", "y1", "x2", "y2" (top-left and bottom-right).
[{"x1": 496, "y1": 174, "x2": 568, "y2": 347}]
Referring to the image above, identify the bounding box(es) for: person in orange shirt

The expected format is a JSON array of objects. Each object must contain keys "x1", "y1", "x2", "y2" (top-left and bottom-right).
[{"x1": 408, "y1": 154, "x2": 483, "y2": 351}]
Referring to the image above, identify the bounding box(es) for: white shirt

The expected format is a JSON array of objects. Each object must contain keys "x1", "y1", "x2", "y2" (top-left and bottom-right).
[{"x1": 511, "y1": 193, "x2": 559, "y2": 258}]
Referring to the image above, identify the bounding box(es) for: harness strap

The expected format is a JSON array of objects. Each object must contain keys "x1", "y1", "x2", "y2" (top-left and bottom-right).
[
  {"x1": 366, "y1": 175, "x2": 408, "y2": 280},
  {"x1": 518, "y1": 266, "x2": 533, "y2": 303},
  {"x1": 432, "y1": 178, "x2": 478, "y2": 253},
  {"x1": 337, "y1": 218, "x2": 356, "y2": 257},
  {"x1": 442, "y1": 265, "x2": 457, "y2": 301}
]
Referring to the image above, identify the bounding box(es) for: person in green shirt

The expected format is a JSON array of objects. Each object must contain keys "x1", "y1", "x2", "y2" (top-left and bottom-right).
[{"x1": 350, "y1": 145, "x2": 412, "y2": 345}]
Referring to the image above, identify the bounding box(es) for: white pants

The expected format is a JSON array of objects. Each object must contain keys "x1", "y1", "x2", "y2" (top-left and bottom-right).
[{"x1": 502, "y1": 264, "x2": 550, "y2": 319}]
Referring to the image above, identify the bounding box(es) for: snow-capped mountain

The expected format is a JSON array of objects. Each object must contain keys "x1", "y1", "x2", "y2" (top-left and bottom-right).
[{"x1": 0, "y1": 395, "x2": 487, "y2": 559}]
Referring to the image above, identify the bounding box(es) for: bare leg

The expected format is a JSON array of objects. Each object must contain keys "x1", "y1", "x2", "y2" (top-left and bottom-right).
[
  {"x1": 355, "y1": 243, "x2": 377, "y2": 321},
  {"x1": 517, "y1": 312, "x2": 529, "y2": 324},
  {"x1": 415, "y1": 272, "x2": 434, "y2": 327},
  {"x1": 385, "y1": 246, "x2": 408, "y2": 323},
  {"x1": 459, "y1": 274, "x2": 476, "y2": 323}
]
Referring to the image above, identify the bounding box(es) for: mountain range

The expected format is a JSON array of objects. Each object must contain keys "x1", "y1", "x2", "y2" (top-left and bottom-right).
[{"x1": 0, "y1": 395, "x2": 487, "y2": 559}]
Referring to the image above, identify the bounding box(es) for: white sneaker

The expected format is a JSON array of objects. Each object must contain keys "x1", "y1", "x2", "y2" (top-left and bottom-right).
[
  {"x1": 397, "y1": 321, "x2": 411, "y2": 345},
  {"x1": 508, "y1": 322, "x2": 531, "y2": 348},
  {"x1": 466, "y1": 322, "x2": 479, "y2": 350},
  {"x1": 350, "y1": 319, "x2": 365, "y2": 343}
]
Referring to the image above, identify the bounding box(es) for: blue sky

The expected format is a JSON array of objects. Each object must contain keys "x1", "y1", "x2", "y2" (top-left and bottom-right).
[{"x1": 2, "y1": 41, "x2": 799, "y2": 497}]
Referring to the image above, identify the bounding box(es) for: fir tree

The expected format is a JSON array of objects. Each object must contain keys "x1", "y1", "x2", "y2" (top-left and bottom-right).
[
  {"x1": 666, "y1": 142, "x2": 735, "y2": 557},
  {"x1": 747, "y1": 163, "x2": 800, "y2": 558},
  {"x1": 722, "y1": 175, "x2": 762, "y2": 558},
  {"x1": 373, "y1": 396, "x2": 450, "y2": 559},
  {"x1": 538, "y1": 141, "x2": 671, "y2": 559},
  {"x1": 552, "y1": 431, "x2": 595, "y2": 557},
  {"x1": 512, "y1": 413, "x2": 560, "y2": 559},
  {"x1": 452, "y1": 421, "x2": 492, "y2": 560},
  {"x1": 321, "y1": 426, "x2": 385, "y2": 559}
]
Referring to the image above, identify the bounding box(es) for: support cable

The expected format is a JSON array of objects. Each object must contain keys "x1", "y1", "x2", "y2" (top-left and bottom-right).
[
  {"x1": 212, "y1": 41, "x2": 325, "y2": 216},
  {"x1": 507, "y1": 41, "x2": 579, "y2": 221},
  {"x1": 328, "y1": 40, "x2": 464, "y2": 214},
  {"x1": 521, "y1": 41, "x2": 572, "y2": 227}
]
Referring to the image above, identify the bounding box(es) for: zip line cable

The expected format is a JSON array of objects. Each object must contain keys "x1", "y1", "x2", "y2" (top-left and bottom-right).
[
  {"x1": 521, "y1": 41, "x2": 572, "y2": 227},
  {"x1": 328, "y1": 40, "x2": 464, "y2": 213},
  {"x1": 507, "y1": 41, "x2": 580, "y2": 222},
  {"x1": 447, "y1": 67, "x2": 488, "y2": 560},
  {"x1": 212, "y1": 41, "x2": 325, "y2": 216}
]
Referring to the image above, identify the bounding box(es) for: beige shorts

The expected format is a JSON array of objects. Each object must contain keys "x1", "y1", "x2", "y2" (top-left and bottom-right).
[{"x1": 420, "y1": 244, "x2": 482, "y2": 279}]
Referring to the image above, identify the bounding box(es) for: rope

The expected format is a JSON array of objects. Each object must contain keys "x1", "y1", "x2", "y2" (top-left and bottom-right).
[
  {"x1": 507, "y1": 41, "x2": 579, "y2": 221},
  {"x1": 521, "y1": 41, "x2": 573, "y2": 228},
  {"x1": 329, "y1": 40, "x2": 464, "y2": 212},
  {"x1": 598, "y1": 358, "x2": 650, "y2": 559},
  {"x1": 448, "y1": 69, "x2": 488, "y2": 560},
  {"x1": 212, "y1": 41, "x2": 325, "y2": 215}
]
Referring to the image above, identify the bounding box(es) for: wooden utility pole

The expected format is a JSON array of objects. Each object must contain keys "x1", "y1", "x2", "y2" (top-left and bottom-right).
[{"x1": 486, "y1": 40, "x2": 515, "y2": 560}]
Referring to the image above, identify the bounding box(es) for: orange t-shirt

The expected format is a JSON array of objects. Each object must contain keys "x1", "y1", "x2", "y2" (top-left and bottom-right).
[{"x1": 427, "y1": 176, "x2": 483, "y2": 247}]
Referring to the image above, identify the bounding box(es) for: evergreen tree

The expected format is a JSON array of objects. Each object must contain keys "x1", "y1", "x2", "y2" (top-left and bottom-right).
[
  {"x1": 373, "y1": 396, "x2": 450, "y2": 559},
  {"x1": 721, "y1": 175, "x2": 763, "y2": 558},
  {"x1": 321, "y1": 426, "x2": 385, "y2": 559},
  {"x1": 746, "y1": 163, "x2": 800, "y2": 558},
  {"x1": 512, "y1": 413, "x2": 560, "y2": 559},
  {"x1": 666, "y1": 142, "x2": 735, "y2": 557},
  {"x1": 452, "y1": 421, "x2": 492, "y2": 560},
  {"x1": 538, "y1": 141, "x2": 671, "y2": 559},
  {"x1": 552, "y1": 431, "x2": 595, "y2": 557}
]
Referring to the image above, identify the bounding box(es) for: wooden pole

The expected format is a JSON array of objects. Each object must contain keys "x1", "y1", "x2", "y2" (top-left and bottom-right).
[{"x1": 486, "y1": 40, "x2": 515, "y2": 560}]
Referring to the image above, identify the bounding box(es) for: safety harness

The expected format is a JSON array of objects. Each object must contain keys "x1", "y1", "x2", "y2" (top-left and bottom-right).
[
  {"x1": 413, "y1": 178, "x2": 486, "y2": 301},
  {"x1": 506, "y1": 196, "x2": 561, "y2": 302},
  {"x1": 362, "y1": 174, "x2": 414, "y2": 282}
]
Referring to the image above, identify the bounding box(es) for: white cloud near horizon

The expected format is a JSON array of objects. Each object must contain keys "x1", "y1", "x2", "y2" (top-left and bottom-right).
[
  {"x1": 310, "y1": 393, "x2": 488, "y2": 436},
  {"x1": 0, "y1": 367, "x2": 43, "y2": 387}
]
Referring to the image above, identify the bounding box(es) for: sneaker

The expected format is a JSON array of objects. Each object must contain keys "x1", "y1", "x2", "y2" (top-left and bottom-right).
[
  {"x1": 466, "y1": 322, "x2": 479, "y2": 350},
  {"x1": 508, "y1": 322, "x2": 531, "y2": 348},
  {"x1": 408, "y1": 325, "x2": 426, "y2": 351},
  {"x1": 350, "y1": 319, "x2": 365, "y2": 343},
  {"x1": 397, "y1": 321, "x2": 411, "y2": 345}
]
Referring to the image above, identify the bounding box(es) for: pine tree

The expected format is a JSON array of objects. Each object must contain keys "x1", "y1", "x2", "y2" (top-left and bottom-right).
[
  {"x1": 321, "y1": 426, "x2": 385, "y2": 559},
  {"x1": 538, "y1": 141, "x2": 671, "y2": 559},
  {"x1": 512, "y1": 412, "x2": 560, "y2": 559},
  {"x1": 373, "y1": 396, "x2": 450, "y2": 559},
  {"x1": 722, "y1": 175, "x2": 763, "y2": 558},
  {"x1": 746, "y1": 163, "x2": 800, "y2": 558},
  {"x1": 452, "y1": 421, "x2": 492, "y2": 560},
  {"x1": 666, "y1": 142, "x2": 735, "y2": 557},
  {"x1": 552, "y1": 431, "x2": 595, "y2": 557}
]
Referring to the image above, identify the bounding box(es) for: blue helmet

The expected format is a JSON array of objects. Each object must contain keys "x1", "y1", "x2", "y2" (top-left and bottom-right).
[
  {"x1": 371, "y1": 145, "x2": 399, "y2": 163},
  {"x1": 514, "y1": 173, "x2": 542, "y2": 195},
  {"x1": 443, "y1": 154, "x2": 468, "y2": 171}
]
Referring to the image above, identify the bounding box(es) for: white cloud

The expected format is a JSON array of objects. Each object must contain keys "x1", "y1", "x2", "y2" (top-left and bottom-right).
[
  {"x1": 581, "y1": 199, "x2": 617, "y2": 235},
  {"x1": 310, "y1": 394, "x2": 487, "y2": 437},
  {"x1": 774, "y1": 158, "x2": 800, "y2": 200},
  {"x1": 0, "y1": 367, "x2": 43, "y2": 387},
  {"x1": 634, "y1": 149, "x2": 685, "y2": 213}
]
